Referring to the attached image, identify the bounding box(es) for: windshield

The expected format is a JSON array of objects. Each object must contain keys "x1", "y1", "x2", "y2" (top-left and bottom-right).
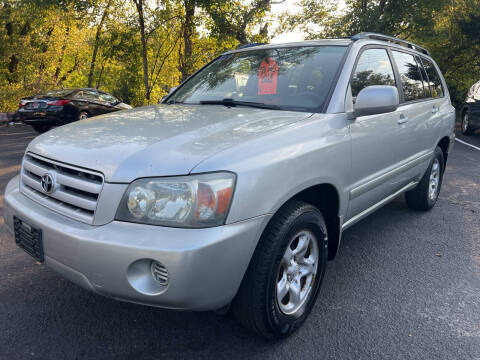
[{"x1": 168, "y1": 46, "x2": 347, "y2": 112}]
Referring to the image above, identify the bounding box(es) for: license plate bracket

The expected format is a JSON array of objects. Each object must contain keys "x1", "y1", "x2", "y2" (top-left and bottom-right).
[{"x1": 13, "y1": 216, "x2": 44, "y2": 262}]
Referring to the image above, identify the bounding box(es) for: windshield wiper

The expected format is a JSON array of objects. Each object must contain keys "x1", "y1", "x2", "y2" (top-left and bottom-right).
[
  {"x1": 199, "y1": 98, "x2": 281, "y2": 110},
  {"x1": 166, "y1": 99, "x2": 183, "y2": 104}
]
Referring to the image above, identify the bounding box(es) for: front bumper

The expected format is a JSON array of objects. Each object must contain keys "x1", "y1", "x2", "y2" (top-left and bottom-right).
[{"x1": 4, "y1": 175, "x2": 268, "y2": 311}]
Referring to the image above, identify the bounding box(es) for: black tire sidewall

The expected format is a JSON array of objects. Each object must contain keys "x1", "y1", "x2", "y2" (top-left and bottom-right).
[
  {"x1": 426, "y1": 147, "x2": 445, "y2": 207},
  {"x1": 265, "y1": 209, "x2": 328, "y2": 337},
  {"x1": 32, "y1": 125, "x2": 50, "y2": 133},
  {"x1": 462, "y1": 112, "x2": 474, "y2": 135}
]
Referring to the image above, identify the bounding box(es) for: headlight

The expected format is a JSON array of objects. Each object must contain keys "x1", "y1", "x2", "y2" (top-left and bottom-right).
[{"x1": 115, "y1": 172, "x2": 236, "y2": 227}]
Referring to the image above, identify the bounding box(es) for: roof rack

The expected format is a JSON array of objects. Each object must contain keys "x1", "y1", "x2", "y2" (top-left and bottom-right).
[
  {"x1": 351, "y1": 32, "x2": 430, "y2": 56},
  {"x1": 236, "y1": 43, "x2": 267, "y2": 50}
]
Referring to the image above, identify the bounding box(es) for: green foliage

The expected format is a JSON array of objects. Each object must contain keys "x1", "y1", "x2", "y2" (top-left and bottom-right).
[
  {"x1": 281, "y1": 0, "x2": 480, "y2": 109},
  {"x1": 0, "y1": 0, "x2": 271, "y2": 111},
  {"x1": 2, "y1": 0, "x2": 478, "y2": 112}
]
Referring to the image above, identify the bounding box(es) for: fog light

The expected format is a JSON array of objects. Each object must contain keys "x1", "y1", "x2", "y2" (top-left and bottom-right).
[
  {"x1": 151, "y1": 260, "x2": 169, "y2": 285},
  {"x1": 126, "y1": 259, "x2": 169, "y2": 295}
]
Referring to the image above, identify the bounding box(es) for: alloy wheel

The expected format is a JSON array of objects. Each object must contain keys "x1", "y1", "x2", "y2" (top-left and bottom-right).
[
  {"x1": 276, "y1": 230, "x2": 319, "y2": 315},
  {"x1": 462, "y1": 114, "x2": 469, "y2": 132},
  {"x1": 429, "y1": 158, "x2": 440, "y2": 201}
]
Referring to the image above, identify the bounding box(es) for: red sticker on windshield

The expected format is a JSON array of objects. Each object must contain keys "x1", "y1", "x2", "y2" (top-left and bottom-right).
[{"x1": 258, "y1": 58, "x2": 279, "y2": 95}]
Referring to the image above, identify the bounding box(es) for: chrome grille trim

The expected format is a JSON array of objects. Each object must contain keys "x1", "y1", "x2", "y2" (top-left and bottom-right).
[{"x1": 20, "y1": 153, "x2": 104, "y2": 224}]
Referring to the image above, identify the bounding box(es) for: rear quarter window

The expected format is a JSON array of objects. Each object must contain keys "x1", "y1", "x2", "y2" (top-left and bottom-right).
[
  {"x1": 391, "y1": 50, "x2": 427, "y2": 101},
  {"x1": 421, "y1": 58, "x2": 444, "y2": 98}
]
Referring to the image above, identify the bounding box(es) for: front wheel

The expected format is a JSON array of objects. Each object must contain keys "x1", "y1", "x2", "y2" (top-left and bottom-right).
[
  {"x1": 405, "y1": 146, "x2": 444, "y2": 211},
  {"x1": 461, "y1": 112, "x2": 475, "y2": 136},
  {"x1": 232, "y1": 201, "x2": 328, "y2": 338}
]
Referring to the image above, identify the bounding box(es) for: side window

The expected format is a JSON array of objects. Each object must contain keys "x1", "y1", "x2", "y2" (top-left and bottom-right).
[
  {"x1": 421, "y1": 58, "x2": 444, "y2": 98},
  {"x1": 391, "y1": 51, "x2": 426, "y2": 101},
  {"x1": 416, "y1": 56, "x2": 431, "y2": 98},
  {"x1": 83, "y1": 91, "x2": 101, "y2": 101},
  {"x1": 351, "y1": 48, "x2": 396, "y2": 99},
  {"x1": 99, "y1": 92, "x2": 116, "y2": 103}
]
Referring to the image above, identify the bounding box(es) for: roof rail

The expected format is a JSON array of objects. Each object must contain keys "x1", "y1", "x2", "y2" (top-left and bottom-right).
[
  {"x1": 236, "y1": 42, "x2": 267, "y2": 50},
  {"x1": 351, "y1": 32, "x2": 430, "y2": 56}
]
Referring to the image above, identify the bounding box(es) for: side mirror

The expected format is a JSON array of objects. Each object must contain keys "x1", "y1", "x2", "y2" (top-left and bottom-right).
[
  {"x1": 161, "y1": 87, "x2": 178, "y2": 103},
  {"x1": 353, "y1": 85, "x2": 399, "y2": 118}
]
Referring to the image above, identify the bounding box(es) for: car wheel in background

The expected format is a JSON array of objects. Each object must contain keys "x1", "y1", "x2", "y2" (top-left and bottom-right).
[
  {"x1": 405, "y1": 146, "x2": 445, "y2": 211},
  {"x1": 78, "y1": 112, "x2": 88, "y2": 121},
  {"x1": 232, "y1": 201, "x2": 328, "y2": 338},
  {"x1": 31, "y1": 124, "x2": 51, "y2": 133},
  {"x1": 461, "y1": 112, "x2": 475, "y2": 136}
]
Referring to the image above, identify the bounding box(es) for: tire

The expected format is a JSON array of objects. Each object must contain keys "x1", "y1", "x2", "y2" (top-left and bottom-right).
[
  {"x1": 405, "y1": 146, "x2": 444, "y2": 211},
  {"x1": 78, "y1": 112, "x2": 88, "y2": 121},
  {"x1": 232, "y1": 201, "x2": 328, "y2": 338},
  {"x1": 31, "y1": 124, "x2": 51, "y2": 133},
  {"x1": 461, "y1": 111, "x2": 475, "y2": 136}
]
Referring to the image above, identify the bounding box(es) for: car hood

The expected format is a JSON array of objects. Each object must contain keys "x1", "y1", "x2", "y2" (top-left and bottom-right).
[{"x1": 27, "y1": 104, "x2": 312, "y2": 182}]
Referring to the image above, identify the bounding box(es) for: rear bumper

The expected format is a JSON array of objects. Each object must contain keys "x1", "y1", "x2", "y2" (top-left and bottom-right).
[
  {"x1": 4, "y1": 175, "x2": 268, "y2": 311},
  {"x1": 17, "y1": 109, "x2": 74, "y2": 126}
]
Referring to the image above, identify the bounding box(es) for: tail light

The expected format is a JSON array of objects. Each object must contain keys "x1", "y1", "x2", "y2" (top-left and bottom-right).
[
  {"x1": 19, "y1": 100, "x2": 27, "y2": 108},
  {"x1": 46, "y1": 99, "x2": 71, "y2": 106}
]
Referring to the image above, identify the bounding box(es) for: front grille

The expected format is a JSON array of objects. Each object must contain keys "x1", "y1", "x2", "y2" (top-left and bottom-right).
[{"x1": 20, "y1": 153, "x2": 104, "y2": 224}]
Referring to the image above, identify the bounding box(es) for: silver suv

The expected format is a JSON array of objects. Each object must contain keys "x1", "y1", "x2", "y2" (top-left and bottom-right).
[{"x1": 4, "y1": 33, "x2": 455, "y2": 338}]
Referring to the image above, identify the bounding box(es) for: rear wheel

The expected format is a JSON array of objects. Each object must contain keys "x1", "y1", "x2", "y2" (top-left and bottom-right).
[
  {"x1": 232, "y1": 201, "x2": 328, "y2": 338},
  {"x1": 461, "y1": 112, "x2": 475, "y2": 135},
  {"x1": 78, "y1": 112, "x2": 88, "y2": 121},
  {"x1": 405, "y1": 146, "x2": 444, "y2": 211},
  {"x1": 31, "y1": 124, "x2": 50, "y2": 133}
]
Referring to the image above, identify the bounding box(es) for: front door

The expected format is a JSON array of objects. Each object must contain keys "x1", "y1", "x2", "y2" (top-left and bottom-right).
[{"x1": 347, "y1": 47, "x2": 403, "y2": 219}]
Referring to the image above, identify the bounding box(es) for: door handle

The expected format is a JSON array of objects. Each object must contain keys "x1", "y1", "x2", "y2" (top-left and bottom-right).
[
  {"x1": 432, "y1": 105, "x2": 439, "y2": 113},
  {"x1": 398, "y1": 114, "x2": 408, "y2": 125}
]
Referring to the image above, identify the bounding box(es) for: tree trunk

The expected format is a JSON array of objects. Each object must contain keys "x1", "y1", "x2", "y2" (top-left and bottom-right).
[
  {"x1": 179, "y1": 0, "x2": 195, "y2": 82},
  {"x1": 88, "y1": 0, "x2": 112, "y2": 88},
  {"x1": 134, "y1": 0, "x2": 151, "y2": 100},
  {"x1": 54, "y1": 26, "x2": 70, "y2": 84}
]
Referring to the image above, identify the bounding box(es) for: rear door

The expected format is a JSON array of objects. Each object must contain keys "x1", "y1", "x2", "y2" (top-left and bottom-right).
[
  {"x1": 97, "y1": 92, "x2": 119, "y2": 114},
  {"x1": 347, "y1": 47, "x2": 403, "y2": 219},
  {"x1": 388, "y1": 50, "x2": 440, "y2": 186},
  {"x1": 82, "y1": 90, "x2": 104, "y2": 116}
]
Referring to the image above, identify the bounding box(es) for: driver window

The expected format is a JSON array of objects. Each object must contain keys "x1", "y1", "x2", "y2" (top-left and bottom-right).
[{"x1": 351, "y1": 48, "x2": 396, "y2": 101}]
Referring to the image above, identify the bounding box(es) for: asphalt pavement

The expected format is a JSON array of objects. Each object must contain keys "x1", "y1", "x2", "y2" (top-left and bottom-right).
[{"x1": 0, "y1": 124, "x2": 479, "y2": 360}]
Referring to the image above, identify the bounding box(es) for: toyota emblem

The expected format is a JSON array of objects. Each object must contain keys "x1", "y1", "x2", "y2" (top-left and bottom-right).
[{"x1": 41, "y1": 173, "x2": 55, "y2": 194}]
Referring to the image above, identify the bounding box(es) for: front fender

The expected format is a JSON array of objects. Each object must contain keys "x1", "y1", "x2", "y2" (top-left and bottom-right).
[{"x1": 191, "y1": 113, "x2": 352, "y2": 224}]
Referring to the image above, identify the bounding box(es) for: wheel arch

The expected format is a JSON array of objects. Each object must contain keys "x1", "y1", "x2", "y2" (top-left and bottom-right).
[
  {"x1": 258, "y1": 183, "x2": 343, "y2": 261},
  {"x1": 290, "y1": 183, "x2": 341, "y2": 260},
  {"x1": 437, "y1": 136, "x2": 450, "y2": 170}
]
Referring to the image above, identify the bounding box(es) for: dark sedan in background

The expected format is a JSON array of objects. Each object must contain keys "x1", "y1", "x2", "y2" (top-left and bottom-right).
[
  {"x1": 17, "y1": 88, "x2": 132, "y2": 133},
  {"x1": 461, "y1": 80, "x2": 480, "y2": 136}
]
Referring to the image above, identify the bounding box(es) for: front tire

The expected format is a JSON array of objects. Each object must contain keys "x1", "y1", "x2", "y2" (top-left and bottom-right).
[
  {"x1": 31, "y1": 124, "x2": 51, "y2": 133},
  {"x1": 461, "y1": 112, "x2": 475, "y2": 136},
  {"x1": 405, "y1": 146, "x2": 444, "y2": 211},
  {"x1": 232, "y1": 201, "x2": 328, "y2": 338}
]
